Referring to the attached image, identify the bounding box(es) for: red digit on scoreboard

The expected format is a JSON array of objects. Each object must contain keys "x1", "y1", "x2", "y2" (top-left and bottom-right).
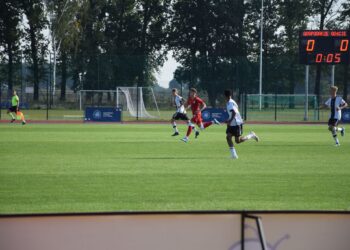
[
  {"x1": 306, "y1": 39, "x2": 315, "y2": 51},
  {"x1": 326, "y1": 54, "x2": 334, "y2": 63},
  {"x1": 335, "y1": 53, "x2": 341, "y2": 63},
  {"x1": 340, "y1": 39, "x2": 349, "y2": 51},
  {"x1": 315, "y1": 53, "x2": 323, "y2": 63}
]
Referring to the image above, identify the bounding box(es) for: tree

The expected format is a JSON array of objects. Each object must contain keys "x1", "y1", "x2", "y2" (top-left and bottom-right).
[
  {"x1": 82, "y1": 0, "x2": 104, "y2": 91},
  {"x1": 134, "y1": 0, "x2": 170, "y2": 87},
  {"x1": 170, "y1": 0, "x2": 247, "y2": 106},
  {"x1": 21, "y1": 0, "x2": 48, "y2": 101},
  {"x1": 102, "y1": 0, "x2": 147, "y2": 87},
  {"x1": 339, "y1": 0, "x2": 350, "y2": 100},
  {"x1": 278, "y1": 0, "x2": 310, "y2": 107},
  {"x1": 86, "y1": 0, "x2": 170, "y2": 92},
  {"x1": 0, "y1": 0, "x2": 22, "y2": 95},
  {"x1": 45, "y1": 0, "x2": 84, "y2": 100},
  {"x1": 245, "y1": 0, "x2": 285, "y2": 96}
]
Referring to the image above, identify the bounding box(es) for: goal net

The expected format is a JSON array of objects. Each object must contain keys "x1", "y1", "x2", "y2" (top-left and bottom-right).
[
  {"x1": 79, "y1": 88, "x2": 160, "y2": 119},
  {"x1": 116, "y1": 87, "x2": 160, "y2": 119}
]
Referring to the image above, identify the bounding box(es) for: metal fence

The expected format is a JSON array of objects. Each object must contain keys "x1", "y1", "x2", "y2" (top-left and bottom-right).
[
  {"x1": 1, "y1": 89, "x2": 335, "y2": 122},
  {"x1": 240, "y1": 94, "x2": 319, "y2": 122},
  {"x1": 0, "y1": 53, "x2": 346, "y2": 122}
]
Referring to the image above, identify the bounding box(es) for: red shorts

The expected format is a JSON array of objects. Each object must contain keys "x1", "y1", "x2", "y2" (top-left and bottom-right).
[{"x1": 191, "y1": 113, "x2": 203, "y2": 125}]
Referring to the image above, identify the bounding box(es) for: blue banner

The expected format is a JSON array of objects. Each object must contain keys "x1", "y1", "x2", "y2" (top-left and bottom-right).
[
  {"x1": 1, "y1": 102, "x2": 29, "y2": 109},
  {"x1": 341, "y1": 109, "x2": 350, "y2": 123},
  {"x1": 85, "y1": 107, "x2": 122, "y2": 122},
  {"x1": 201, "y1": 108, "x2": 229, "y2": 123}
]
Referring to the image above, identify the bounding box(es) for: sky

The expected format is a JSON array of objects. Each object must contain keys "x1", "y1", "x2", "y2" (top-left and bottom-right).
[{"x1": 155, "y1": 51, "x2": 179, "y2": 89}]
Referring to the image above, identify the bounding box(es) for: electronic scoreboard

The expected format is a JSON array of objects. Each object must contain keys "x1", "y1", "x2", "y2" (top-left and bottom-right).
[{"x1": 299, "y1": 30, "x2": 350, "y2": 65}]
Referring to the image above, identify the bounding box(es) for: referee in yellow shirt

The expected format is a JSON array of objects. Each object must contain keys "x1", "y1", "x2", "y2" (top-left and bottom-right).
[{"x1": 7, "y1": 90, "x2": 26, "y2": 125}]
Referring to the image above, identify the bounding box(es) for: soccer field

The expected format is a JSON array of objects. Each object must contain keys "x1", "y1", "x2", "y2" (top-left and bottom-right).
[{"x1": 0, "y1": 123, "x2": 349, "y2": 214}]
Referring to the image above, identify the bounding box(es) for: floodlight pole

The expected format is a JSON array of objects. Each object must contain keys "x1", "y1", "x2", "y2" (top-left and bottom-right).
[
  {"x1": 304, "y1": 65, "x2": 309, "y2": 121},
  {"x1": 259, "y1": 0, "x2": 264, "y2": 110}
]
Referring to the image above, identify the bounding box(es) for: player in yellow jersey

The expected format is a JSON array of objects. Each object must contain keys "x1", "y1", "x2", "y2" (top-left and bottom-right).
[{"x1": 7, "y1": 90, "x2": 26, "y2": 125}]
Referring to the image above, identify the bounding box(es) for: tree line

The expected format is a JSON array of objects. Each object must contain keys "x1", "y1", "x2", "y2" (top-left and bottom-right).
[{"x1": 0, "y1": 0, "x2": 349, "y2": 106}]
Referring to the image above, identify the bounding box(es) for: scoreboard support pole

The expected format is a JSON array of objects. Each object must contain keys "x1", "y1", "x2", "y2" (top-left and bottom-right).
[
  {"x1": 331, "y1": 65, "x2": 335, "y2": 86},
  {"x1": 304, "y1": 65, "x2": 309, "y2": 121},
  {"x1": 258, "y1": 0, "x2": 264, "y2": 111}
]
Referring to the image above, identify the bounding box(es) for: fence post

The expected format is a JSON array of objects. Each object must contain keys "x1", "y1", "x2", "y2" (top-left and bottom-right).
[
  {"x1": 240, "y1": 93, "x2": 244, "y2": 120},
  {"x1": 314, "y1": 96, "x2": 317, "y2": 121},
  {"x1": 304, "y1": 65, "x2": 309, "y2": 121},
  {"x1": 116, "y1": 87, "x2": 119, "y2": 108},
  {"x1": 46, "y1": 72, "x2": 49, "y2": 120},
  {"x1": 244, "y1": 93, "x2": 248, "y2": 120},
  {"x1": 136, "y1": 85, "x2": 139, "y2": 120},
  {"x1": 79, "y1": 91, "x2": 82, "y2": 111},
  {"x1": 274, "y1": 93, "x2": 277, "y2": 121},
  {"x1": 0, "y1": 86, "x2": 2, "y2": 120}
]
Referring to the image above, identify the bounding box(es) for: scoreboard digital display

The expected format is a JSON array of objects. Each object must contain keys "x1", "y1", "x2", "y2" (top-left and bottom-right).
[{"x1": 299, "y1": 30, "x2": 350, "y2": 65}]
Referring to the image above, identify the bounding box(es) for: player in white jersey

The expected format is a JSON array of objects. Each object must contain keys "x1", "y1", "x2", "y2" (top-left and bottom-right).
[
  {"x1": 323, "y1": 86, "x2": 348, "y2": 146},
  {"x1": 224, "y1": 90, "x2": 259, "y2": 159},
  {"x1": 171, "y1": 88, "x2": 199, "y2": 137}
]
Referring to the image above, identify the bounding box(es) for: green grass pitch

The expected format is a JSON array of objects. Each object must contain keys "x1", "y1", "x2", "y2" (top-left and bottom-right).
[{"x1": 0, "y1": 123, "x2": 349, "y2": 214}]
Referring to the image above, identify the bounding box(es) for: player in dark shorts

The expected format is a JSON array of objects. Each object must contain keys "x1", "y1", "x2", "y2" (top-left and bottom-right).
[
  {"x1": 172, "y1": 112, "x2": 189, "y2": 121},
  {"x1": 226, "y1": 124, "x2": 243, "y2": 138},
  {"x1": 224, "y1": 90, "x2": 259, "y2": 159},
  {"x1": 7, "y1": 90, "x2": 26, "y2": 125},
  {"x1": 324, "y1": 86, "x2": 348, "y2": 146},
  {"x1": 171, "y1": 88, "x2": 194, "y2": 136}
]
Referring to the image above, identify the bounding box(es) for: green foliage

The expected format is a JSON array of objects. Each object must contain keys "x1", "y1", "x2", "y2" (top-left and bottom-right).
[
  {"x1": 0, "y1": 0, "x2": 22, "y2": 93},
  {"x1": 278, "y1": 0, "x2": 310, "y2": 95},
  {"x1": 340, "y1": 0, "x2": 350, "y2": 26},
  {"x1": 170, "y1": 0, "x2": 247, "y2": 105},
  {"x1": 0, "y1": 0, "x2": 348, "y2": 102},
  {"x1": 338, "y1": 0, "x2": 350, "y2": 100},
  {"x1": 20, "y1": 0, "x2": 48, "y2": 100},
  {"x1": 66, "y1": 0, "x2": 171, "y2": 92}
]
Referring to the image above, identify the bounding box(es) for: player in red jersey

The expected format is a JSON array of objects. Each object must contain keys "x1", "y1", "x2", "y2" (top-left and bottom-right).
[{"x1": 181, "y1": 88, "x2": 220, "y2": 143}]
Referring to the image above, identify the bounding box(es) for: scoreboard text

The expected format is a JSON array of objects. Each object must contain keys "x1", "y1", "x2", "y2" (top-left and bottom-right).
[{"x1": 299, "y1": 30, "x2": 350, "y2": 65}]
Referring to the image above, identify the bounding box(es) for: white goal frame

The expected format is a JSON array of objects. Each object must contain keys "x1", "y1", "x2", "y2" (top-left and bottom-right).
[
  {"x1": 116, "y1": 86, "x2": 160, "y2": 119},
  {"x1": 79, "y1": 88, "x2": 160, "y2": 119}
]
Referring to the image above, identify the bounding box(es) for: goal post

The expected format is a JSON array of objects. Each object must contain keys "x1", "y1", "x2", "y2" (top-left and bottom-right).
[
  {"x1": 116, "y1": 87, "x2": 160, "y2": 119},
  {"x1": 79, "y1": 88, "x2": 160, "y2": 119}
]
